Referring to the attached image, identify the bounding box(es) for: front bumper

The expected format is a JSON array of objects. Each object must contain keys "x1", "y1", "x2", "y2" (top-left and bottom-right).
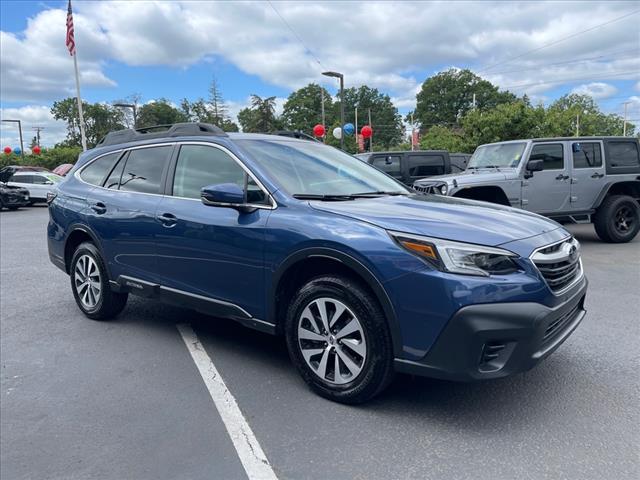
[{"x1": 394, "y1": 277, "x2": 587, "y2": 381}]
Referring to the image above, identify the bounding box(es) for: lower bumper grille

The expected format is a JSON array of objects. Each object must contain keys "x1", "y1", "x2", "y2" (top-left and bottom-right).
[{"x1": 543, "y1": 304, "x2": 580, "y2": 344}]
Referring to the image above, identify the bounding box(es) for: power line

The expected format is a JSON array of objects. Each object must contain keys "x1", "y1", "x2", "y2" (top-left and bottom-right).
[
  {"x1": 477, "y1": 9, "x2": 640, "y2": 74},
  {"x1": 501, "y1": 70, "x2": 639, "y2": 89},
  {"x1": 267, "y1": 1, "x2": 325, "y2": 69},
  {"x1": 485, "y1": 49, "x2": 640, "y2": 76}
]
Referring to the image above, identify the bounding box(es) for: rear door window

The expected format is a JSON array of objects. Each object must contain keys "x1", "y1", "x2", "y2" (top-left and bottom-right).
[
  {"x1": 530, "y1": 144, "x2": 564, "y2": 170},
  {"x1": 80, "y1": 152, "x2": 122, "y2": 186},
  {"x1": 118, "y1": 146, "x2": 173, "y2": 194},
  {"x1": 372, "y1": 155, "x2": 402, "y2": 177},
  {"x1": 408, "y1": 154, "x2": 445, "y2": 177},
  {"x1": 608, "y1": 141, "x2": 639, "y2": 167},
  {"x1": 572, "y1": 142, "x2": 602, "y2": 169},
  {"x1": 12, "y1": 175, "x2": 32, "y2": 183}
]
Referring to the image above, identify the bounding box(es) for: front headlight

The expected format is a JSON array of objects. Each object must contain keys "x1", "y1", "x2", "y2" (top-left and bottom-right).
[
  {"x1": 438, "y1": 184, "x2": 448, "y2": 195},
  {"x1": 390, "y1": 231, "x2": 520, "y2": 276}
]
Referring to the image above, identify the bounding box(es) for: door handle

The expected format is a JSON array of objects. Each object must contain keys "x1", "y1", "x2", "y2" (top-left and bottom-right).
[
  {"x1": 156, "y1": 212, "x2": 177, "y2": 227},
  {"x1": 90, "y1": 202, "x2": 106, "y2": 214},
  {"x1": 555, "y1": 174, "x2": 569, "y2": 180},
  {"x1": 591, "y1": 172, "x2": 604, "y2": 179}
]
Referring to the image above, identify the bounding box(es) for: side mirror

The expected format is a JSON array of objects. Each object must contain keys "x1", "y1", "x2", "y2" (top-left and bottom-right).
[
  {"x1": 201, "y1": 183, "x2": 256, "y2": 213},
  {"x1": 526, "y1": 159, "x2": 544, "y2": 172},
  {"x1": 45, "y1": 180, "x2": 54, "y2": 185}
]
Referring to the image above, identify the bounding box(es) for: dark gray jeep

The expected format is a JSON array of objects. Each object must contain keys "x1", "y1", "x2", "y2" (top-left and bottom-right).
[{"x1": 414, "y1": 137, "x2": 640, "y2": 243}]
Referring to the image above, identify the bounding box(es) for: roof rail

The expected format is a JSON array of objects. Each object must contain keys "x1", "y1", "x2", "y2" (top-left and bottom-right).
[
  {"x1": 273, "y1": 130, "x2": 320, "y2": 142},
  {"x1": 96, "y1": 122, "x2": 228, "y2": 148}
]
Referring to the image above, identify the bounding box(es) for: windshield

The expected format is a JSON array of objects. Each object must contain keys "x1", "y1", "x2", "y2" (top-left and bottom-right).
[
  {"x1": 467, "y1": 142, "x2": 527, "y2": 169},
  {"x1": 236, "y1": 140, "x2": 409, "y2": 196},
  {"x1": 44, "y1": 174, "x2": 63, "y2": 183}
]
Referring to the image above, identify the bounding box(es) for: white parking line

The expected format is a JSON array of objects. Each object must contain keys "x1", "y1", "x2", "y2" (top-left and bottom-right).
[{"x1": 177, "y1": 323, "x2": 278, "y2": 480}]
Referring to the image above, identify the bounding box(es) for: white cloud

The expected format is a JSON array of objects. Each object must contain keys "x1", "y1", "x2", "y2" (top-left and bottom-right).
[
  {"x1": 635, "y1": 81, "x2": 640, "y2": 92},
  {"x1": 571, "y1": 82, "x2": 618, "y2": 99},
  {"x1": 0, "y1": 106, "x2": 67, "y2": 148},
  {"x1": 1, "y1": 1, "x2": 638, "y2": 111}
]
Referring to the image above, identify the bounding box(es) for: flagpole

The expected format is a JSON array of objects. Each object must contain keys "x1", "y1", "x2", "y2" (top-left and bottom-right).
[
  {"x1": 67, "y1": 0, "x2": 87, "y2": 151},
  {"x1": 72, "y1": 49, "x2": 87, "y2": 151}
]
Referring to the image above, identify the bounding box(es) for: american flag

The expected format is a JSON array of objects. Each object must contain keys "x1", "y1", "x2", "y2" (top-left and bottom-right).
[{"x1": 66, "y1": 0, "x2": 75, "y2": 56}]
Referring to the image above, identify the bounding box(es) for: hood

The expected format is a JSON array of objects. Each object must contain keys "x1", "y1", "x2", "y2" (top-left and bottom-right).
[
  {"x1": 0, "y1": 166, "x2": 17, "y2": 183},
  {"x1": 310, "y1": 194, "x2": 563, "y2": 248},
  {"x1": 415, "y1": 169, "x2": 515, "y2": 187}
]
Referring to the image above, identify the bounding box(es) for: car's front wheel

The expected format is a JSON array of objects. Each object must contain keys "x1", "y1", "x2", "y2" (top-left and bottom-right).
[
  {"x1": 285, "y1": 275, "x2": 394, "y2": 404},
  {"x1": 70, "y1": 242, "x2": 128, "y2": 320}
]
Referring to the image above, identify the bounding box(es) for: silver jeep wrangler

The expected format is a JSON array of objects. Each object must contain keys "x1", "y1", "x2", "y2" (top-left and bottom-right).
[{"x1": 414, "y1": 137, "x2": 640, "y2": 243}]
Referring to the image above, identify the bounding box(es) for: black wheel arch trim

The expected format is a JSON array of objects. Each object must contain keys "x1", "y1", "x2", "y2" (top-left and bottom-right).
[
  {"x1": 64, "y1": 223, "x2": 112, "y2": 278},
  {"x1": 269, "y1": 247, "x2": 403, "y2": 357},
  {"x1": 592, "y1": 180, "x2": 640, "y2": 209}
]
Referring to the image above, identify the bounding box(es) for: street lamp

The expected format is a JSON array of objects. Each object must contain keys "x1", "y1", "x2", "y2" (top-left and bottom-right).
[
  {"x1": 1, "y1": 119, "x2": 24, "y2": 159},
  {"x1": 114, "y1": 103, "x2": 138, "y2": 128},
  {"x1": 322, "y1": 71, "x2": 344, "y2": 150}
]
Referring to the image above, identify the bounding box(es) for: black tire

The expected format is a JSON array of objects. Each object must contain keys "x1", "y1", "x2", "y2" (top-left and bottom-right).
[
  {"x1": 70, "y1": 242, "x2": 128, "y2": 320},
  {"x1": 593, "y1": 195, "x2": 640, "y2": 243},
  {"x1": 8, "y1": 206, "x2": 19, "y2": 210},
  {"x1": 285, "y1": 275, "x2": 394, "y2": 404}
]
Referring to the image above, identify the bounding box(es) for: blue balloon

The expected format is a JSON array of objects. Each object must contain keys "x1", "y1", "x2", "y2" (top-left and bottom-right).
[
  {"x1": 13, "y1": 147, "x2": 21, "y2": 155},
  {"x1": 343, "y1": 123, "x2": 355, "y2": 136}
]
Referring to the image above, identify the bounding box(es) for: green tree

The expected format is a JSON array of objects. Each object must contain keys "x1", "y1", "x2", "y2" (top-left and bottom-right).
[
  {"x1": 208, "y1": 77, "x2": 229, "y2": 127},
  {"x1": 237, "y1": 95, "x2": 281, "y2": 132},
  {"x1": 51, "y1": 98, "x2": 125, "y2": 148},
  {"x1": 281, "y1": 83, "x2": 333, "y2": 133},
  {"x1": 542, "y1": 94, "x2": 632, "y2": 136},
  {"x1": 462, "y1": 101, "x2": 546, "y2": 149},
  {"x1": 419, "y1": 125, "x2": 470, "y2": 153},
  {"x1": 331, "y1": 85, "x2": 403, "y2": 153},
  {"x1": 136, "y1": 99, "x2": 188, "y2": 129},
  {"x1": 180, "y1": 97, "x2": 239, "y2": 132},
  {"x1": 412, "y1": 68, "x2": 517, "y2": 128}
]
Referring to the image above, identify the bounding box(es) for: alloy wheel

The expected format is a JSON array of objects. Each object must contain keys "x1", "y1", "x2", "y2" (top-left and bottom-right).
[
  {"x1": 614, "y1": 206, "x2": 634, "y2": 233},
  {"x1": 297, "y1": 297, "x2": 367, "y2": 385},
  {"x1": 74, "y1": 254, "x2": 101, "y2": 309}
]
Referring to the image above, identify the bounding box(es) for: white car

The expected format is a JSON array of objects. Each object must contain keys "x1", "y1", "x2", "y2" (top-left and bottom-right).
[{"x1": 7, "y1": 171, "x2": 63, "y2": 204}]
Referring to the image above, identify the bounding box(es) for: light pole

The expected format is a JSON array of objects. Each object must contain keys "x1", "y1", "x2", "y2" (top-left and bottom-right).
[
  {"x1": 2, "y1": 119, "x2": 24, "y2": 159},
  {"x1": 114, "y1": 103, "x2": 138, "y2": 128},
  {"x1": 322, "y1": 71, "x2": 344, "y2": 150}
]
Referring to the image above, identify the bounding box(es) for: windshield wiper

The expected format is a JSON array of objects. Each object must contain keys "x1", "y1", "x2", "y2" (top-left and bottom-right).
[
  {"x1": 293, "y1": 193, "x2": 355, "y2": 201},
  {"x1": 350, "y1": 190, "x2": 408, "y2": 197},
  {"x1": 468, "y1": 165, "x2": 501, "y2": 170}
]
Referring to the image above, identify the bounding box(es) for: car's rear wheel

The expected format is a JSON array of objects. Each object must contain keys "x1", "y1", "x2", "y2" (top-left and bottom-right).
[
  {"x1": 285, "y1": 275, "x2": 394, "y2": 404},
  {"x1": 70, "y1": 242, "x2": 128, "y2": 320},
  {"x1": 594, "y1": 195, "x2": 640, "y2": 243}
]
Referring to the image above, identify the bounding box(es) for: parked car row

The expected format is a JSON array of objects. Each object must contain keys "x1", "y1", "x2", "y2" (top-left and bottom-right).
[
  {"x1": 354, "y1": 150, "x2": 471, "y2": 185},
  {"x1": 0, "y1": 166, "x2": 65, "y2": 210}
]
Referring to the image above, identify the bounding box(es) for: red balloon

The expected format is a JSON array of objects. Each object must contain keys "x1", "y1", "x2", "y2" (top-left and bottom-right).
[
  {"x1": 3, "y1": 146, "x2": 12, "y2": 155},
  {"x1": 313, "y1": 124, "x2": 326, "y2": 137},
  {"x1": 361, "y1": 125, "x2": 373, "y2": 138},
  {"x1": 33, "y1": 146, "x2": 42, "y2": 155}
]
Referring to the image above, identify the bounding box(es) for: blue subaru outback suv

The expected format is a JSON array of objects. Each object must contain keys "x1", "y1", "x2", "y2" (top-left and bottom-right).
[{"x1": 48, "y1": 123, "x2": 587, "y2": 403}]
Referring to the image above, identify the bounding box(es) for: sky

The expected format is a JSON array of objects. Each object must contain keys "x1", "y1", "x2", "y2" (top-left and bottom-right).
[{"x1": 1, "y1": 0, "x2": 639, "y2": 148}]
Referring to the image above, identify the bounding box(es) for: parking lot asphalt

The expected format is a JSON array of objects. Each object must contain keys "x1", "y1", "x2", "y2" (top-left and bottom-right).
[{"x1": 1, "y1": 206, "x2": 639, "y2": 480}]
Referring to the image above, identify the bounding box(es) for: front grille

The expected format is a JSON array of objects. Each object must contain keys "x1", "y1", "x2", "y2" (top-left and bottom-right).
[
  {"x1": 531, "y1": 237, "x2": 582, "y2": 294},
  {"x1": 413, "y1": 184, "x2": 437, "y2": 194},
  {"x1": 543, "y1": 304, "x2": 580, "y2": 344}
]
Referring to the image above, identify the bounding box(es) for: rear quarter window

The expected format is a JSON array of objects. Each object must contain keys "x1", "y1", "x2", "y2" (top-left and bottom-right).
[
  {"x1": 80, "y1": 152, "x2": 122, "y2": 186},
  {"x1": 607, "y1": 141, "x2": 639, "y2": 168}
]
